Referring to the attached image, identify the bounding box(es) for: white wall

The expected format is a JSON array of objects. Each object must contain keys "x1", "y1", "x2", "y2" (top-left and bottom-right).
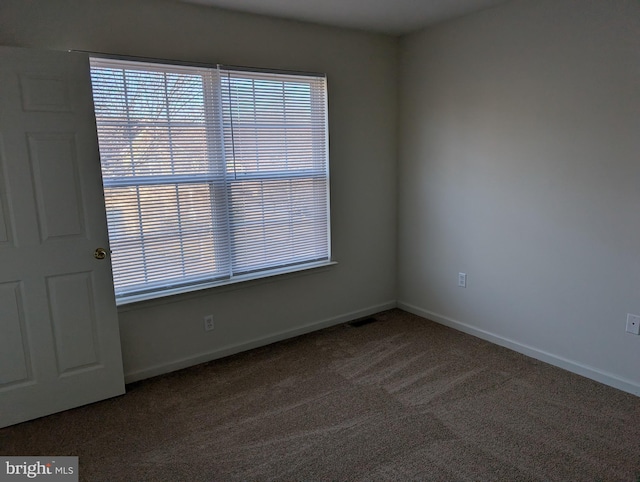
[
  {"x1": 398, "y1": 0, "x2": 640, "y2": 393},
  {"x1": 0, "y1": 0, "x2": 398, "y2": 381}
]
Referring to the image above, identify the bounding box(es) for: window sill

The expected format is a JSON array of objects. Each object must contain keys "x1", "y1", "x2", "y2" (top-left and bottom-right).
[{"x1": 116, "y1": 260, "x2": 338, "y2": 312}]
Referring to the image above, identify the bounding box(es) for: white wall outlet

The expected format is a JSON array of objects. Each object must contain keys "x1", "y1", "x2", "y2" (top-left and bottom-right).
[
  {"x1": 626, "y1": 314, "x2": 640, "y2": 335},
  {"x1": 204, "y1": 315, "x2": 215, "y2": 332},
  {"x1": 458, "y1": 272, "x2": 467, "y2": 288}
]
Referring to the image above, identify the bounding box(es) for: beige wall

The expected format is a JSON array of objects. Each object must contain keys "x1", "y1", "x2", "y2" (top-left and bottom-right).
[
  {"x1": 0, "y1": 0, "x2": 398, "y2": 381},
  {"x1": 398, "y1": 0, "x2": 640, "y2": 392}
]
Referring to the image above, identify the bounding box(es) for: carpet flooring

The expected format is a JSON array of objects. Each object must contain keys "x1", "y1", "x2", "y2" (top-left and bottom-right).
[{"x1": 1, "y1": 309, "x2": 639, "y2": 481}]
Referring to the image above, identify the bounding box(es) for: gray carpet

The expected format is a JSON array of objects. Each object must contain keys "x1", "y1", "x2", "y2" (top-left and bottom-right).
[{"x1": 2, "y1": 309, "x2": 639, "y2": 481}]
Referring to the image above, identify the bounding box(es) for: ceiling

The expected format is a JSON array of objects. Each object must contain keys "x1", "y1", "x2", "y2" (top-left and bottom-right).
[{"x1": 179, "y1": 0, "x2": 511, "y2": 36}]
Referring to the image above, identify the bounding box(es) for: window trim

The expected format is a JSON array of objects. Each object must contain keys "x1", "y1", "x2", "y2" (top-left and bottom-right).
[{"x1": 117, "y1": 260, "x2": 337, "y2": 306}]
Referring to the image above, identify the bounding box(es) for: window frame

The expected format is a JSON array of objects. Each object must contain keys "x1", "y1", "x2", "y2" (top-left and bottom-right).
[{"x1": 89, "y1": 55, "x2": 333, "y2": 305}]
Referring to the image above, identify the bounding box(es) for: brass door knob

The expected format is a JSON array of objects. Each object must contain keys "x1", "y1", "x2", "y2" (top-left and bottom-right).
[{"x1": 94, "y1": 248, "x2": 108, "y2": 260}]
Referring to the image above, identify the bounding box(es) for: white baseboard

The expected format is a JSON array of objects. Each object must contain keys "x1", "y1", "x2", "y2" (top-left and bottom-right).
[
  {"x1": 397, "y1": 301, "x2": 640, "y2": 397},
  {"x1": 124, "y1": 300, "x2": 397, "y2": 384}
]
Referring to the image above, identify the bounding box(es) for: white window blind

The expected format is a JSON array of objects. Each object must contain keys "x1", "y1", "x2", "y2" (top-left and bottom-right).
[{"x1": 90, "y1": 58, "x2": 330, "y2": 304}]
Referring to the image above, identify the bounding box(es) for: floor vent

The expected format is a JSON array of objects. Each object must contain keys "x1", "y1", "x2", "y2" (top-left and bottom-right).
[{"x1": 347, "y1": 317, "x2": 377, "y2": 328}]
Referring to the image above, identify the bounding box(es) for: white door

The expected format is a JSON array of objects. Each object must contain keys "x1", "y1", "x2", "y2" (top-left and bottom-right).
[{"x1": 0, "y1": 47, "x2": 125, "y2": 428}]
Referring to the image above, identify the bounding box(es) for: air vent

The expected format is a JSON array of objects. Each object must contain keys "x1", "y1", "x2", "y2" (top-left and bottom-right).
[{"x1": 347, "y1": 317, "x2": 377, "y2": 328}]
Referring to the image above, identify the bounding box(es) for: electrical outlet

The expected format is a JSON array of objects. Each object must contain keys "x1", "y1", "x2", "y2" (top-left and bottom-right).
[
  {"x1": 204, "y1": 315, "x2": 215, "y2": 332},
  {"x1": 458, "y1": 272, "x2": 467, "y2": 288},
  {"x1": 626, "y1": 313, "x2": 640, "y2": 335}
]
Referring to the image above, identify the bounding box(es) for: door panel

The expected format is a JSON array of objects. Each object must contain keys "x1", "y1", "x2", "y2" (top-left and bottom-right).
[
  {"x1": 0, "y1": 46, "x2": 125, "y2": 428},
  {"x1": 0, "y1": 282, "x2": 31, "y2": 386},
  {"x1": 46, "y1": 272, "x2": 101, "y2": 374},
  {"x1": 27, "y1": 133, "x2": 86, "y2": 241},
  {"x1": 0, "y1": 137, "x2": 13, "y2": 245},
  {"x1": 19, "y1": 72, "x2": 73, "y2": 113}
]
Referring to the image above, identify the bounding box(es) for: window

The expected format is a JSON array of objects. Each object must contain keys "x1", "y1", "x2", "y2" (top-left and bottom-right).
[{"x1": 89, "y1": 58, "x2": 330, "y2": 304}]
